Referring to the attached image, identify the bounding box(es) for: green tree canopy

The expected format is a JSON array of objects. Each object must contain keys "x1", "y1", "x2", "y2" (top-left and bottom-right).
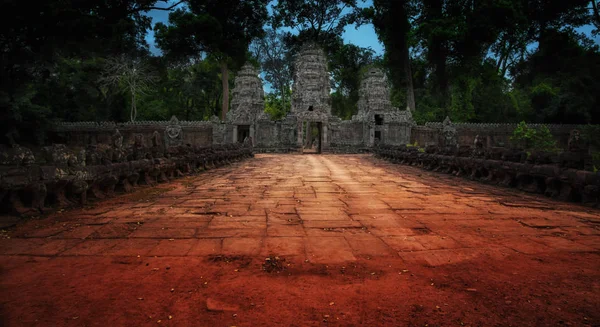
[{"x1": 154, "y1": 0, "x2": 269, "y2": 120}]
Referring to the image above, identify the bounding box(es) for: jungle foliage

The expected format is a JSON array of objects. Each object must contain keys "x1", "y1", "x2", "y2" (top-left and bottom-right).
[{"x1": 2, "y1": 0, "x2": 599, "y2": 146}]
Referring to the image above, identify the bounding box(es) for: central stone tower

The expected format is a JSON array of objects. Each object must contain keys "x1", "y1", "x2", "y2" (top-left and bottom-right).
[
  {"x1": 290, "y1": 43, "x2": 332, "y2": 152},
  {"x1": 291, "y1": 43, "x2": 331, "y2": 116}
]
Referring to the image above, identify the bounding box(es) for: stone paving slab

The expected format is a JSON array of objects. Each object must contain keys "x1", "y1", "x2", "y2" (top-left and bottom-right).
[{"x1": 1, "y1": 154, "x2": 599, "y2": 266}]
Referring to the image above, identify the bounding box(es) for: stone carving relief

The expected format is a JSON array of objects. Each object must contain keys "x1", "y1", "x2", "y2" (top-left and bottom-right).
[
  {"x1": 353, "y1": 68, "x2": 414, "y2": 125},
  {"x1": 131, "y1": 133, "x2": 149, "y2": 160},
  {"x1": 151, "y1": 131, "x2": 164, "y2": 158},
  {"x1": 165, "y1": 116, "x2": 183, "y2": 148},
  {"x1": 0, "y1": 144, "x2": 35, "y2": 166},
  {"x1": 356, "y1": 68, "x2": 392, "y2": 115},
  {"x1": 472, "y1": 134, "x2": 485, "y2": 157},
  {"x1": 150, "y1": 131, "x2": 160, "y2": 148},
  {"x1": 111, "y1": 129, "x2": 126, "y2": 162},
  {"x1": 442, "y1": 116, "x2": 458, "y2": 152},
  {"x1": 291, "y1": 43, "x2": 332, "y2": 116},
  {"x1": 41, "y1": 144, "x2": 83, "y2": 167},
  {"x1": 228, "y1": 62, "x2": 265, "y2": 125},
  {"x1": 568, "y1": 129, "x2": 583, "y2": 152}
]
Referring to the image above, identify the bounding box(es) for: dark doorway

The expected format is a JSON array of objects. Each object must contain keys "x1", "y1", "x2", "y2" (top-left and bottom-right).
[
  {"x1": 302, "y1": 121, "x2": 322, "y2": 154},
  {"x1": 375, "y1": 115, "x2": 383, "y2": 125},
  {"x1": 237, "y1": 125, "x2": 250, "y2": 143},
  {"x1": 374, "y1": 131, "x2": 381, "y2": 142}
]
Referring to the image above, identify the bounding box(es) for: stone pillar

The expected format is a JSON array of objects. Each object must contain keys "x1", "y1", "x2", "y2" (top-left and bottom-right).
[
  {"x1": 297, "y1": 121, "x2": 304, "y2": 147},
  {"x1": 232, "y1": 125, "x2": 238, "y2": 143},
  {"x1": 305, "y1": 122, "x2": 311, "y2": 148},
  {"x1": 322, "y1": 124, "x2": 328, "y2": 151},
  {"x1": 250, "y1": 124, "x2": 255, "y2": 146}
]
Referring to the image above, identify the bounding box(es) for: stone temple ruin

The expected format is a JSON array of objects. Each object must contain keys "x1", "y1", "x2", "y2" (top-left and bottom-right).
[
  {"x1": 248, "y1": 43, "x2": 415, "y2": 153},
  {"x1": 0, "y1": 44, "x2": 599, "y2": 218},
  {"x1": 226, "y1": 62, "x2": 265, "y2": 145},
  {"x1": 353, "y1": 67, "x2": 414, "y2": 146}
]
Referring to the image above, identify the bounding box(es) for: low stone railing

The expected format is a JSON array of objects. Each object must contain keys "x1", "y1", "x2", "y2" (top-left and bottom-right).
[
  {"x1": 253, "y1": 147, "x2": 299, "y2": 154},
  {"x1": 328, "y1": 145, "x2": 371, "y2": 154},
  {"x1": 0, "y1": 143, "x2": 253, "y2": 218},
  {"x1": 373, "y1": 144, "x2": 599, "y2": 206}
]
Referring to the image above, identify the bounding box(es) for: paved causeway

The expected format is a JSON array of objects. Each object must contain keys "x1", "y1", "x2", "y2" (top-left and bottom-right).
[
  {"x1": 2, "y1": 154, "x2": 599, "y2": 263},
  {"x1": 2, "y1": 154, "x2": 600, "y2": 326}
]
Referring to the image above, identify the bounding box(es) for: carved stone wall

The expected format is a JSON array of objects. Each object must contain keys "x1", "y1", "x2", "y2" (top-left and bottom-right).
[
  {"x1": 411, "y1": 121, "x2": 585, "y2": 149},
  {"x1": 329, "y1": 121, "x2": 365, "y2": 147},
  {"x1": 254, "y1": 115, "x2": 298, "y2": 152},
  {"x1": 0, "y1": 141, "x2": 254, "y2": 218},
  {"x1": 384, "y1": 123, "x2": 413, "y2": 146},
  {"x1": 374, "y1": 144, "x2": 599, "y2": 207},
  {"x1": 52, "y1": 119, "x2": 213, "y2": 150}
]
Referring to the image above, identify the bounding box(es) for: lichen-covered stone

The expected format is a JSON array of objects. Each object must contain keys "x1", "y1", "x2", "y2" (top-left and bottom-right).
[
  {"x1": 442, "y1": 116, "x2": 458, "y2": 152},
  {"x1": 228, "y1": 63, "x2": 264, "y2": 125},
  {"x1": 0, "y1": 142, "x2": 253, "y2": 217},
  {"x1": 354, "y1": 68, "x2": 414, "y2": 125},
  {"x1": 374, "y1": 144, "x2": 600, "y2": 207},
  {"x1": 291, "y1": 43, "x2": 331, "y2": 117},
  {"x1": 0, "y1": 144, "x2": 35, "y2": 166},
  {"x1": 165, "y1": 116, "x2": 183, "y2": 148}
]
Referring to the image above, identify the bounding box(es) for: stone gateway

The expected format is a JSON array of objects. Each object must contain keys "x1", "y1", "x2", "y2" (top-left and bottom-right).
[{"x1": 247, "y1": 43, "x2": 414, "y2": 153}]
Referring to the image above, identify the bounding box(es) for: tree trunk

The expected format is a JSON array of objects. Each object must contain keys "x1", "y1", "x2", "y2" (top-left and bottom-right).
[
  {"x1": 220, "y1": 61, "x2": 229, "y2": 121},
  {"x1": 424, "y1": 0, "x2": 448, "y2": 110},
  {"x1": 280, "y1": 83, "x2": 286, "y2": 114},
  {"x1": 404, "y1": 44, "x2": 416, "y2": 112}
]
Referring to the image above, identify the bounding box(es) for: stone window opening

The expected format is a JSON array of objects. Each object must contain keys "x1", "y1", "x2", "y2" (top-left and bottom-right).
[
  {"x1": 308, "y1": 105, "x2": 314, "y2": 112},
  {"x1": 375, "y1": 114, "x2": 383, "y2": 125}
]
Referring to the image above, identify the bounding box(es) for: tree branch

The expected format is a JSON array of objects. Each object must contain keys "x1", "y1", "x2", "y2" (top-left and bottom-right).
[
  {"x1": 591, "y1": 0, "x2": 600, "y2": 27},
  {"x1": 130, "y1": 0, "x2": 184, "y2": 14}
]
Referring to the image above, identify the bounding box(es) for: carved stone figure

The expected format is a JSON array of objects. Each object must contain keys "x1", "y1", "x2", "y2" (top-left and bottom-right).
[
  {"x1": 472, "y1": 135, "x2": 485, "y2": 157},
  {"x1": 111, "y1": 129, "x2": 126, "y2": 162},
  {"x1": 151, "y1": 130, "x2": 164, "y2": 158},
  {"x1": 85, "y1": 145, "x2": 103, "y2": 166},
  {"x1": 243, "y1": 136, "x2": 253, "y2": 148},
  {"x1": 567, "y1": 129, "x2": 583, "y2": 152},
  {"x1": 112, "y1": 129, "x2": 123, "y2": 148},
  {"x1": 474, "y1": 135, "x2": 483, "y2": 149},
  {"x1": 131, "y1": 133, "x2": 148, "y2": 160},
  {"x1": 165, "y1": 116, "x2": 183, "y2": 148},
  {"x1": 0, "y1": 144, "x2": 35, "y2": 166},
  {"x1": 42, "y1": 144, "x2": 81, "y2": 167},
  {"x1": 151, "y1": 131, "x2": 161, "y2": 148},
  {"x1": 76, "y1": 149, "x2": 86, "y2": 167},
  {"x1": 442, "y1": 116, "x2": 458, "y2": 152}
]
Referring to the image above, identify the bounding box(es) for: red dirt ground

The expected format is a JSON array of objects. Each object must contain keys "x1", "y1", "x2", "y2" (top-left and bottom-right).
[{"x1": 1, "y1": 154, "x2": 599, "y2": 327}]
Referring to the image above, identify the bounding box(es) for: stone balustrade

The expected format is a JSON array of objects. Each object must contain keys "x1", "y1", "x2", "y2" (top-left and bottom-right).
[
  {"x1": 373, "y1": 144, "x2": 599, "y2": 206},
  {"x1": 0, "y1": 142, "x2": 253, "y2": 218}
]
